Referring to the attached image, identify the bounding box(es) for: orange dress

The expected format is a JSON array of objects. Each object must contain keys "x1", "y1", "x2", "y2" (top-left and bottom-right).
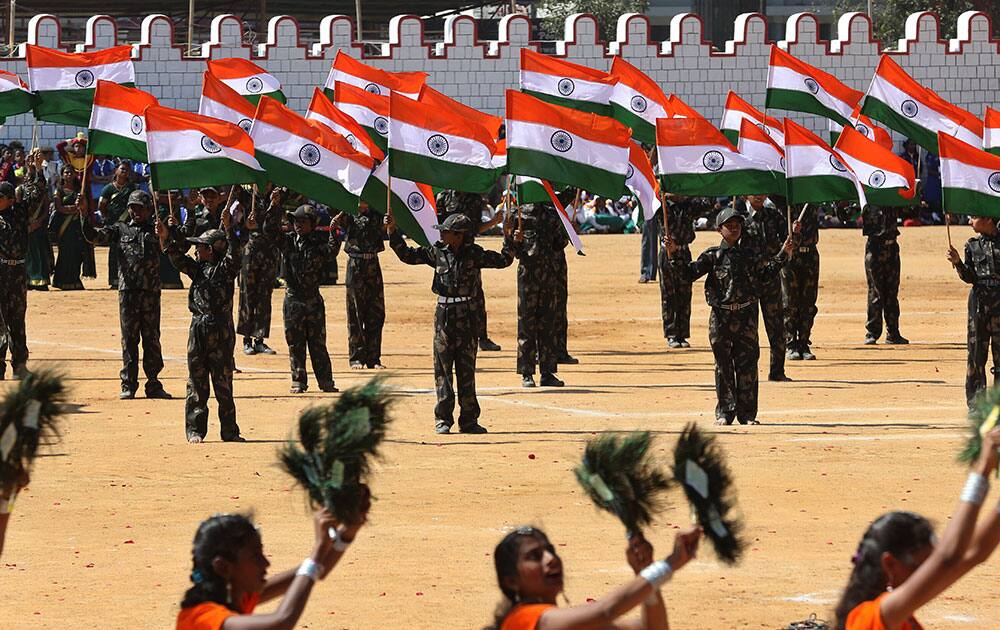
[
  {"x1": 501, "y1": 603, "x2": 557, "y2": 630},
  {"x1": 846, "y1": 593, "x2": 923, "y2": 630},
  {"x1": 176, "y1": 593, "x2": 260, "y2": 630}
]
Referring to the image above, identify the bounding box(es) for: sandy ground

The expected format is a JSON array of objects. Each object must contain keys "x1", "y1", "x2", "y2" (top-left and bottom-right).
[{"x1": 1, "y1": 226, "x2": 996, "y2": 629}]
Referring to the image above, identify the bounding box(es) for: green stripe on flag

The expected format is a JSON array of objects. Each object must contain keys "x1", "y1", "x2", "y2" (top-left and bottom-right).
[
  {"x1": 88, "y1": 128, "x2": 148, "y2": 163},
  {"x1": 721, "y1": 128, "x2": 740, "y2": 147},
  {"x1": 507, "y1": 146, "x2": 624, "y2": 199},
  {"x1": 360, "y1": 176, "x2": 433, "y2": 248},
  {"x1": 362, "y1": 124, "x2": 388, "y2": 152},
  {"x1": 242, "y1": 90, "x2": 286, "y2": 106},
  {"x1": 860, "y1": 98, "x2": 937, "y2": 152},
  {"x1": 522, "y1": 89, "x2": 612, "y2": 117},
  {"x1": 610, "y1": 103, "x2": 655, "y2": 145},
  {"x1": 0, "y1": 89, "x2": 34, "y2": 119},
  {"x1": 256, "y1": 152, "x2": 360, "y2": 213},
  {"x1": 659, "y1": 169, "x2": 783, "y2": 197},
  {"x1": 786, "y1": 174, "x2": 858, "y2": 205},
  {"x1": 150, "y1": 157, "x2": 264, "y2": 191},
  {"x1": 864, "y1": 186, "x2": 914, "y2": 207},
  {"x1": 765, "y1": 88, "x2": 849, "y2": 127},
  {"x1": 942, "y1": 186, "x2": 1000, "y2": 218},
  {"x1": 516, "y1": 179, "x2": 550, "y2": 204},
  {"x1": 388, "y1": 149, "x2": 497, "y2": 194},
  {"x1": 989, "y1": 147, "x2": 1000, "y2": 157},
  {"x1": 33, "y1": 84, "x2": 135, "y2": 127}
]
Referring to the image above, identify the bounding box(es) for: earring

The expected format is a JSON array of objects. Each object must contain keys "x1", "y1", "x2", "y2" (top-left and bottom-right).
[
  {"x1": 226, "y1": 580, "x2": 233, "y2": 604},
  {"x1": 886, "y1": 584, "x2": 893, "y2": 592}
]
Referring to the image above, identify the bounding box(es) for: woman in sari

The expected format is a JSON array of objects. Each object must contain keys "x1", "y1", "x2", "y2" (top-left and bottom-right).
[
  {"x1": 49, "y1": 164, "x2": 85, "y2": 290},
  {"x1": 20, "y1": 151, "x2": 52, "y2": 290}
]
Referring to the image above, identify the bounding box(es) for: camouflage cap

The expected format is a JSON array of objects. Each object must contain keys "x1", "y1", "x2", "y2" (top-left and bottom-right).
[
  {"x1": 433, "y1": 213, "x2": 474, "y2": 234},
  {"x1": 714, "y1": 207, "x2": 745, "y2": 229},
  {"x1": 287, "y1": 204, "x2": 318, "y2": 221},
  {"x1": 186, "y1": 228, "x2": 227, "y2": 247},
  {"x1": 127, "y1": 190, "x2": 152, "y2": 207}
]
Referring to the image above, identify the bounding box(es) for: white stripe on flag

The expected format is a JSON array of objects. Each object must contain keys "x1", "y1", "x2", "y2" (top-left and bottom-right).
[
  {"x1": 507, "y1": 119, "x2": 627, "y2": 176},
  {"x1": 388, "y1": 118, "x2": 493, "y2": 168},
  {"x1": 252, "y1": 120, "x2": 368, "y2": 195},
  {"x1": 610, "y1": 82, "x2": 669, "y2": 124},
  {"x1": 28, "y1": 61, "x2": 133, "y2": 91},
  {"x1": 220, "y1": 74, "x2": 280, "y2": 96},
  {"x1": 657, "y1": 145, "x2": 763, "y2": 176},
  {"x1": 941, "y1": 157, "x2": 1000, "y2": 197},
  {"x1": 198, "y1": 96, "x2": 253, "y2": 130},
  {"x1": 338, "y1": 102, "x2": 385, "y2": 136},
  {"x1": 521, "y1": 69, "x2": 613, "y2": 104},
  {"x1": 769, "y1": 65, "x2": 853, "y2": 122},
  {"x1": 869, "y1": 75, "x2": 981, "y2": 146},
  {"x1": 91, "y1": 104, "x2": 146, "y2": 142},
  {"x1": 740, "y1": 137, "x2": 784, "y2": 173},
  {"x1": 986, "y1": 128, "x2": 1000, "y2": 151},
  {"x1": 306, "y1": 111, "x2": 371, "y2": 157},
  {"x1": 838, "y1": 152, "x2": 908, "y2": 190},
  {"x1": 147, "y1": 128, "x2": 262, "y2": 171}
]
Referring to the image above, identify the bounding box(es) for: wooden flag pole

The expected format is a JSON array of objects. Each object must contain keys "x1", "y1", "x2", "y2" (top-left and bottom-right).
[
  {"x1": 386, "y1": 171, "x2": 393, "y2": 224},
  {"x1": 659, "y1": 188, "x2": 671, "y2": 260},
  {"x1": 946, "y1": 212, "x2": 952, "y2": 247},
  {"x1": 167, "y1": 189, "x2": 176, "y2": 224}
]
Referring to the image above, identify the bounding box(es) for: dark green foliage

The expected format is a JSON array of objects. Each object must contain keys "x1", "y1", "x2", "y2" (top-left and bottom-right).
[
  {"x1": 0, "y1": 370, "x2": 67, "y2": 489},
  {"x1": 279, "y1": 377, "x2": 392, "y2": 526},
  {"x1": 535, "y1": 0, "x2": 650, "y2": 42},
  {"x1": 958, "y1": 384, "x2": 1000, "y2": 468},
  {"x1": 574, "y1": 431, "x2": 673, "y2": 536},
  {"x1": 835, "y1": 0, "x2": 984, "y2": 43},
  {"x1": 672, "y1": 422, "x2": 745, "y2": 565}
]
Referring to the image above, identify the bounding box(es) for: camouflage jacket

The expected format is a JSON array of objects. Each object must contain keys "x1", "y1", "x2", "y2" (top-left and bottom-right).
[
  {"x1": 0, "y1": 197, "x2": 31, "y2": 261},
  {"x1": 658, "y1": 200, "x2": 697, "y2": 247},
  {"x1": 957, "y1": 233, "x2": 1000, "y2": 289},
  {"x1": 743, "y1": 204, "x2": 789, "y2": 259},
  {"x1": 83, "y1": 217, "x2": 162, "y2": 292},
  {"x1": 165, "y1": 230, "x2": 242, "y2": 317},
  {"x1": 343, "y1": 212, "x2": 385, "y2": 256},
  {"x1": 389, "y1": 231, "x2": 513, "y2": 298},
  {"x1": 280, "y1": 229, "x2": 338, "y2": 299},
  {"x1": 674, "y1": 238, "x2": 787, "y2": 308},
  {"x1": 862, "y1": 205, "x2": 900, "y2": 240}
]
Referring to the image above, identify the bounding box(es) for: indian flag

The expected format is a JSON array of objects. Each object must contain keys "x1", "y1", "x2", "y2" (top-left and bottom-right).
[
  {"x1": 206, "y1": 57, "x2": 285, "y2": 105},
  {"x1": 27, "y1": 44, "x2": 134, "y2": 126},
  {"x1": 306, "y1": 88, "x2": 384, "y2": 161},
  {"x1": 828, "y1": 105, "x2": 892, "y2": 150},
  {"x1": 145, "y1": 105, "x2": 264, "y2": 191},
  {"x1": 332, "y1": 82, "x2": 389, "y2": 152},
  {"x1": 0, "y1": 70, "x2": 33, "y2": 123},
  {"x1": 656, "y1": 117, "x2": 782, "y2": 196},
  {"x1": 667, "y1": 94, "x2": 708, "y2": 121},
  {"x1": 250, "y1": 96, "x2": 374, "y2": 213},
  {"x1": 87, "y1": 81, "x2": 158, "y2": 162},
  {"x1": 862, "y1": 54, "x2": 982, "y2": 153},
  {"x1": 609, "y1": 57, "x2": 671, "y2": 145},
  {"x1": 515, "y1": 176, "x2": 584, "y2": 254},
  {"x1": 940, "y1": 132, "x2": 1000, "y2": 218},
  {"x1": 492, "y1": 138, "x2": 507, "y2": 174},
  {"x1": 834, "y1": 124, "x2": 915, "y2": 206},
  {"x1": 515, "y1": 175, "x2": 548, "y2": 203},
  {"x1": 506, "y1": 90, "x2": 630, "y2": 199},
  {"x1": 983, "y1": 107, "x2": 1000, "y2": 156},
  {"x1": 199, "y1": 71, "x2": 257, "y2": 135},
  {"x1": 720, "y1": 90, "x2": 783, "y2": 147},
  {"x1": 626, "y1": 142, "x2": 660, "y2": 221},
  {"x1": 361, "y1": 159, "x2": 439, "y2": 247},
  {"x1": 323, "y1": 50, "x2": 426, "y2": 100},
  {"x1": 737, "y1": 118, "x2": 785, "y2": 188},
  {"x1": 784, "y1": 118, "x2": 866, "y2": 206},
  {"x1": 765, "y1": 45, "x2": 862, "y2": 127},
  {"x1": 388, "y1": 91, "x2": 498, "y2": 193},
  {"x1": 418, "y1": 84, "x2": 502, "y2": 139},
  {"x1": 520, "y1": 48, "x2": 616, "y2": 116}
]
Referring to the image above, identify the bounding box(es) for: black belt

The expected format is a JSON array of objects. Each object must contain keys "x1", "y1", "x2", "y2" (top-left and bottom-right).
[
  {"x1": 976, "y1": 279, "x2": 1000, "y2": 287},
  {"x1": 716, "y1": 300, "x2": 755, "y2": 311},
  {"x1": 348, "y1": 253, "x2": 379, "y2": 260},
  {"x1": 0, "y1": 258, "x2": 25, "y2": 266}
]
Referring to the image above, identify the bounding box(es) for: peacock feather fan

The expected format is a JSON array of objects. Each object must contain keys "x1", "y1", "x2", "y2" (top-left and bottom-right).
[
  {"x1": 574, "y1": 431, "x2": 673, "y2": 536},
  {"x1": 279, "y1": 377, "x2": 392, "y2": 526},
  {"x1": 672, "y1": 422, "x2": 745, "y2": 565},
  {"x1": 0, "y1": 370, "x2": 67, "y2": 490},
  {"x1": 958, "y1": 383, "x2": 1000, "y2": 469}
]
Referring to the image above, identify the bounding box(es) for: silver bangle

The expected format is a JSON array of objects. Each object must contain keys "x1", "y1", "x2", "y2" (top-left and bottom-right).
[
  {"x1": 296, "y1": 558, "x2": 321, "y2": 582},
  {"x1": 328, "y1": 526, "x2": 351, "y2": 552},
  {"x1": 639, "y1": 560, "x2": 673, "y2": 588},
  {"x1": 961, "y1": 472, "x2": 989, "y2": 505}
]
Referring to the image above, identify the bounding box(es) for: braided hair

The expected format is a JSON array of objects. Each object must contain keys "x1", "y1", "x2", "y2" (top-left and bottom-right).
[
  {"x1": 180, "y1": 513, "x2": 260, "y2": 612},
  {"x1": 483, "y1": 527, "x2": 553, "y2": 630},
  {"x1": 833, "y1": 511, "x2": 934, "y2": 630}
]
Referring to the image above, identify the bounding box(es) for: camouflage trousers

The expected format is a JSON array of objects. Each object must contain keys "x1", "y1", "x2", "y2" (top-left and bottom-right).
[
  {"x1": 185, "y1": 314, "x2": 239, "y2": 440},
  {"x1": 434, "y1": 301, "x2": 480, "y2": 429},
  {"x1": 709, "y1": 303, "x2": 760, "y2": 424},
  {"x1": 0, "y1": 264, "x2": 27, "y2": 374},
  {"x1": 346, "y1": 256, "x2": 385, "y2": 367},
  {"x1": 865, "y1": 240, "x2": 901, "y2": 338},
  {"x1": 658, "y1": 245, "x2": 693, "y2": 340},
  {"x1": 108, "y1": 245, "x2": 119, "y2": 288},
  {"x1": 782, "y1": 246, "x2": 820, "y2": 350},
  {"x1": 237, "y1": 252, "x2": 279, "y2": 340},
  {"x1": 284, "y1": 292, "x2": 334, "y2": 390},
  {"x1": 759, "y1": 277, "x2": 786, "y2": 377},
  {"x1": 517, "y1": 262, "x2": 557, "y2": 375},
  {"x1": 118, "y1": 290, "x2": 164, "y2": 393},
  {"x1": 966, "y1": 288, "x2": 1000, "y2": 406},
  {"x1": 552, "y1": 250, "x2": 568, "y2": 356}
]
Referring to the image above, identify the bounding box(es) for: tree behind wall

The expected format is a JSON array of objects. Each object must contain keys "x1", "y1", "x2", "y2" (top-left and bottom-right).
[
  {"x1": 837, "y1": 0, "x2": 1000, "y2": 43},
  {"x1": 536, "y1": 0, "x2": 650, "y2": 41}
]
